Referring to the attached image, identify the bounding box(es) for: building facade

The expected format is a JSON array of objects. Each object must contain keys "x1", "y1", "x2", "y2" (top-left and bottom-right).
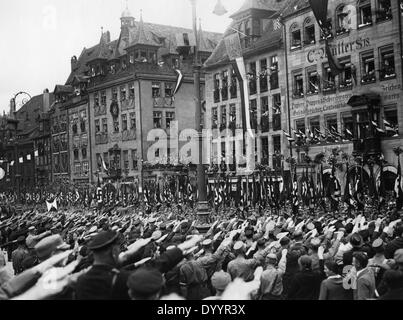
[
  {"x1": 281, "y1": 0, "x2": 403, "y2": 187},
  {"x1": 65, "y1": 7, "x2": 221, "y2": 188},
  {"x1": 204, "y1": 0, "x2": 289, "y2": 173}
]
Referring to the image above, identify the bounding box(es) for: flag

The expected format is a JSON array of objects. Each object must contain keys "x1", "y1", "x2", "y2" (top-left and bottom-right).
[
  {"x1": 395, "y1": 155, "x2": 403, "y2": 210},
  {"x1": 173, "y1": 69, "x2": 184, "y2": 96},
  {"x1": 10, "y1": 161, "x2": 14, "y2": 166},
  {"x1": 46, "y1": 198, "x2": 58, "y2": 212},
  {"x1": 325, "y1": 40, "x2": 344, "y2": 75},
  {"x1": 308, "y1": 0, "x2": 330, "y2": 32},
  {"x1": 101, "y1": 156, "x2": 108, "y2": 172}
]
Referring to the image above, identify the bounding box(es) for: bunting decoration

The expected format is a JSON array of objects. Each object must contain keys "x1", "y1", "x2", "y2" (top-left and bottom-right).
[{"x1": 173, "y1": 69, "x2": 184, "y2": 97}]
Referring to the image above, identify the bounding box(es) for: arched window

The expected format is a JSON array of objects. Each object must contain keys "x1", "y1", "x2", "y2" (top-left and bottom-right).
[
  {"x1": 303, "y1": 18, "x2": 315, "y2": 45},
  {"x1": 358, "y1": 0, "x2": 372, "y2": 27},
  {"x1": 290, "y1": 23, "x2": 301, "y2": 50}
]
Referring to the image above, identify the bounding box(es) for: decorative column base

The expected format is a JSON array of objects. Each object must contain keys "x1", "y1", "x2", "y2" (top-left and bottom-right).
[{"x1": 195, "y1": 201, "x2": 211, "y2": 233}]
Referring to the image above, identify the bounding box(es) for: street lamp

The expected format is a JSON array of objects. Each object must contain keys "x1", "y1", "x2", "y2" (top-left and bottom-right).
[{"x1": 190, "y1": 0, "x2": 210, "y2": 230}]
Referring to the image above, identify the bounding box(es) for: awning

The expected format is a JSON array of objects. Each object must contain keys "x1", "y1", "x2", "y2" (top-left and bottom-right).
[{"x1": 347, "y1": 93, "x2": 381, "y2": 107}]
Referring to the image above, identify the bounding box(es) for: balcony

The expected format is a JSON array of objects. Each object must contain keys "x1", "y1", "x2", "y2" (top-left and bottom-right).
[
  {"x1": 122, "y1": 129, "x2": 136, "y2": 142},
  {"x1": 94, "y1": 104, "x2": 107, "y2": 117},
  {"x1": 95, "y1": 133, "x2": 108, "y2": 145}
]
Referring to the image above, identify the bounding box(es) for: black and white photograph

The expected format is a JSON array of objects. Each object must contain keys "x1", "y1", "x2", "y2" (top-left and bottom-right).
[{"x1": 1, "y1": 0, "x2": 403, "y2": 308}]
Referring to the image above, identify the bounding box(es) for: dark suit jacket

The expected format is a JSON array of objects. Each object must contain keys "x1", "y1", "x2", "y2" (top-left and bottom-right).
[
  {"x1": 354, "y1": 268, "x2": 376, "y2": 300},
  {"x1": 287, "y1": 270, "x2": 324, "y2": 300}
]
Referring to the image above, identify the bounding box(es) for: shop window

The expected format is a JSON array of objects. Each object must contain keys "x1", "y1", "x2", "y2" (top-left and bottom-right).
[
  {"x1": 379, "y1": 46, "x2": 396, "y2": 80},
  {"x1": 360, "y1": 51, "x2": 376, "y2": 84}
]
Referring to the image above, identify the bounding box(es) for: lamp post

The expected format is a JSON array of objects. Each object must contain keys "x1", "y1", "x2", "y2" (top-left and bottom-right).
[{"x1": 190, "y1": 0, "x2": 210, "y2": 230}]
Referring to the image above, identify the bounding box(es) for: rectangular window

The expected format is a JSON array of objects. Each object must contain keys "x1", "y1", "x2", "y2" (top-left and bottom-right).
[
  {"x1": 249, "y1": 62, "x2": 257, "y2": 95},
  {"x1": 82, "y1": 161, "x2": 89, "y2": 174},
  {"x1": 376, "y1": 0, "x2": 392, "y2": 22},
  {"x1": 113, "y1": 117, "x2": 119, "y2": 133},
  {"x1": 272, "y1": 94, "x2": 282, "y2": 131},
  {"x1": 165, "y1": 83, "x2": 173, "y2": 97},
  {"x1": 82, "y1": 147, "x2": 87, "y2": 159},
  {"x1": 325, "y1": 114, "x2": 338, "y2": 140},
  {"x1": 80, "y1": 110, "x2": 87, "y2": 133},
  {"x1": 153, "y1": 111, "x2": 162, "y2": 128},
  {"x1": 102, "y1": 118, "x2": 108, "y2": 133},
  {"x1": 304, "y1": 24, "x2": 316, "y2": 45},
  {"x1": 261, "y1": 96, "x2": 269, "y2": 133},
  {"x1": 122, "y1": 114, "x2": 128, "y2": 131},
  {"x1": 101, "y1": 91, "x2": 107, "y2": 106},
  {"x1": 131, "y1": 149, "x2": 138, "y2": 170},
  {"x1": 212, "y1": 107, "x2": 218, "y2": 129},
  {"x1": 361, "y1": 51, "x2": 376, "y2": 84},
  {"x1": 270, "y1": 55, "x2": 279, "y2": 90},
  {"x1": 273, "y1": 135, "x2": 281, "y2": 167},
  {"x1": 220, "y1": 106, "x2": 227, "y2": 127},
  {"x1": 214, "y1": 73, "x2": 220, "y2": 102},
  {"x1": 261, "y1": 136, "x2": 269, "y2": 165},
  {"x1": 221, "y1": 70, "x2": 229, "y2": 101},
  {"x1": 342, "y1": 113, "x2": 354, "y2": 138},
  {"x1": 120, "y1": 86, "x2": 127, "y2": 101},
  {"x1": 296, "y1": 119, "x2": 306, "y2": 137},
  {"x1": 96, "y1": 153, "x2": 102, "y2": 171},
  {"x1": 112, "y1": 87, "x2": 118, "y2": 101},
  {"x1": 358, "y1": 0, "x2": 373, "y2": 27},
  {"x1": 152, "y1": 82, "x2": 161, "y2": 98},
  {"x1": 230, "y1": 69, "x2": 237, "y2": 98},
  {"x1": 95, "y1": 119, "x2": 100, "y2": 133},
  {"x1": 384, "y1": 106, "x2": 399, "y2": 137},
  {"x1": 339, "y1": 56, "x2": 353, "y2": 89},
  {"x1": 259, "y1": 59, "x2": 268, "y2": 92},
  {"x1": 123, "y1": 150, "x2": 129, "y2": 170},
  {"x1": 130, "y1": 112, "x2": 136, "y2": 130},
  {"x1": 103, "y1": 153, "x2": 109, "y2": 170},
  {"x1": 291, "y1": 29, "x2": 302, "y2": 49},
  {"x1": 293, "y1": 72, "x2": 304, "y2": 97},
  {"x1": 166, "y1": 112, "x2": 175, "y2": 129},
  {"x1": 379, "y1": 45, "x2": 396, "y2": 80},
  {"x1": 74, "y1": 163, "x2": 81, "y2": 175},
  {"x1": 322, "y1": 63, "x2": 336, "y2": 92},
  {"x1": 307, "y1": 69, "x2": 319, "y2": 94},
  {"x1": 320, "y1": 18, "x2": 333, "y2": 40},
  {"x1": 250, "y1": 99, "x2": 257, "y2": 129},
  {"x1": 129, "y1": 83, "x2": 135, "y2": 99},
  {"x1": 73, "y1": 149, "x2": 79, "y2": 161},
  {"x1": 229, "y1": 104, "x2": 236, "y2": 127},
  {"x1": 309, "y1": 117, "x2": 320, "y2": 143},
  {"x1": 94, "y1": 92, "x2": 99, "y2": 106}
]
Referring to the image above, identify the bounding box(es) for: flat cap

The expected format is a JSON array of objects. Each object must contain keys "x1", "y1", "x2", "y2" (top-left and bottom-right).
[
  {"x1": 233, "y1": 241, "x2": 245, "y2": 251},
  {"x1": 211, "y1": 271, "x2": 231, "y2": 291},
  {"x1": 28, "y1": 226, "x2": 35, "y2": 231},
  {"x1": 127, "y1": 268, "x2": 164, "y2": 296},
  {"x1": 88, "y1": 231, "x2": 119, "y2": 251}
]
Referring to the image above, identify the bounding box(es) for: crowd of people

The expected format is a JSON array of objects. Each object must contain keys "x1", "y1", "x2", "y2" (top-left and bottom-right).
[{"x1": 1, "y1": 198, "x2": 403, "y2": 300}]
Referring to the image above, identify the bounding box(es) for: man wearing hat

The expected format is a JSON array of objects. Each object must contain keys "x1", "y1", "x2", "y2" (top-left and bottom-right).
[
  {"x1": 204, "y1": 271, "x2": 231, "y2": 300},
  {"x1": 258, "y1": 251, "x2": 287, "y2": 300},
  {"x1": 34, "y1": 235, "x2": 70, "y2": 262},
  {"x1": 127, "y1": 267, "x2": 165, "y2": 300},
  {"x1": 11, "y1": 236, "x2": 28, "y2": 275},
  {"x1": 385, "y1": 225, "x2": 403, "y2": 259},
  {"x1": 352, "y1": 251, "x2": 376, "y2": 300},
  {"x1": 25, "y1": 227, "x2": 51, "y2": 252}
]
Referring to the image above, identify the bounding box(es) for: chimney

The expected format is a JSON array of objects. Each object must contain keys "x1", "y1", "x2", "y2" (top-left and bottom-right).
[
  {"x1": 9, "y1": 98, "x2": 16, "y2": 119},
  {"x1": 43, "y1": 89, "x2": 50, "y2": 113},
  {"x1": 71, "y1": 55, "x2": 78, "y2": 72}
]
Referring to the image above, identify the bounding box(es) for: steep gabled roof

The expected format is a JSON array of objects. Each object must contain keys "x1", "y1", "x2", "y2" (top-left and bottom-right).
[
  {"x1": 275, "y1": 0, "x2": 310, "y2": 19},
  {"x1": 127, "y1": 13, "x2": 160, "y2": 48}
]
